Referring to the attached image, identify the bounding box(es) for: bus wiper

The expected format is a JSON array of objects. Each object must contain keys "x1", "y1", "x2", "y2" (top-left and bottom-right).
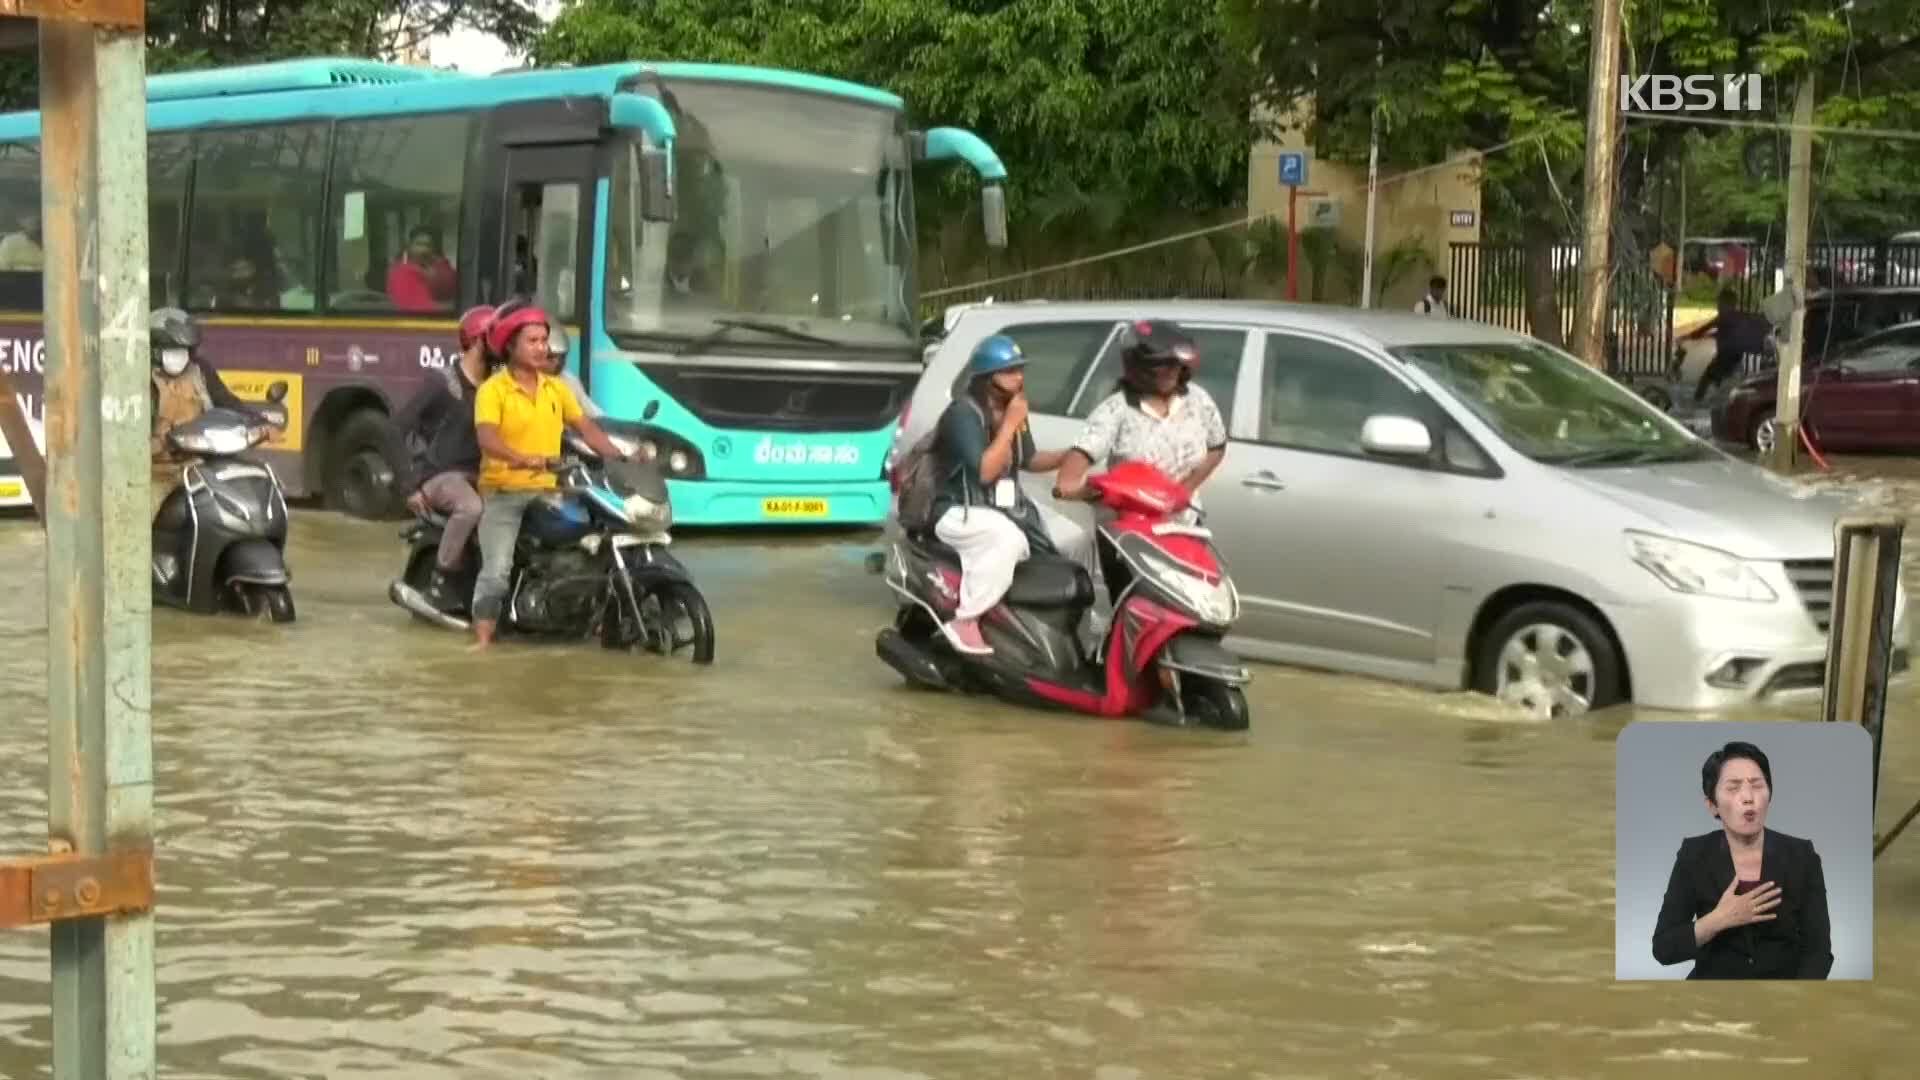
[{"x1": 674, "y1": 317, "x2": 837, "y2": 357}]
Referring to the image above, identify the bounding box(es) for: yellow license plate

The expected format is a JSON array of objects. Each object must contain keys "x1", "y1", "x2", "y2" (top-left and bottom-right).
[
  {"x1": 0, "y1": 481, "x2": 21, "y2": 499},
  {"x1": 763, "y1": 497, "x2": 829, "y2": 518}
]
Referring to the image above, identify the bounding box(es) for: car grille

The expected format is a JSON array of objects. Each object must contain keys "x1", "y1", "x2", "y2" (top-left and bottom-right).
[{"x1": 1782, "y1": 559, "x2": 1834, "y2": 633}]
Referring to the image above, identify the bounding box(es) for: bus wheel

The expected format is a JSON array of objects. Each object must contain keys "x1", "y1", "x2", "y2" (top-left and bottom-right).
[{"x1": 325, "y1": 409, "x2": 398, "y2": 519}]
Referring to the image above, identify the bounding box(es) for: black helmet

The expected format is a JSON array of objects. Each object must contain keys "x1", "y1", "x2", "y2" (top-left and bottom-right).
[
  {"x1": 149, "y1": 306, "x2": 202, "y2": 354},
  {"x1": 1117, "y1": 319, "x2": 1197, "y2": 374}
]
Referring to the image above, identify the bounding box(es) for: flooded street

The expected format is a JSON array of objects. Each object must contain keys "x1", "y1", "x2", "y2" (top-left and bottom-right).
[{"x1": 2, "y1": 459, "x2": 1920, "y2": 1077}]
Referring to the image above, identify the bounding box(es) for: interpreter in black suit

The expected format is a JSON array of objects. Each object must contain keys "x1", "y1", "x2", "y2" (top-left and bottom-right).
[{"x1": 1651, "y1": 741, "x2": 1833, "y2": 979}]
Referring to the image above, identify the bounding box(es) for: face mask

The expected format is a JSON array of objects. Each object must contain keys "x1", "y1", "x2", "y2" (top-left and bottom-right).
[{"x1": 159, "y1": 348, "x2": 190, "y2": 376}]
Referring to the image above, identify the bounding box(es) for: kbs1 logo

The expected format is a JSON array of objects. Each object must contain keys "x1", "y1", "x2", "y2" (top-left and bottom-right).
[{"x1": 1620, "y1": 74, "x2": 1763, "y2": 113}]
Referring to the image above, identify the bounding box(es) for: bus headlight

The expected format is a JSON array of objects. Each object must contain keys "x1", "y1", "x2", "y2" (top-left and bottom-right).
[{"x1": 667, "y1": 450, "x2": 690, "y2": 474}]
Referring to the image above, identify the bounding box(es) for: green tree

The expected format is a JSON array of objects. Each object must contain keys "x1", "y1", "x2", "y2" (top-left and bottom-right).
[
  {"x1": 1221, "y1": 0, "x2": 1920, "y2": 342},
  {"x1": 533, "y1": 0, "x2": 1259, "y2": 275},
  {"x1": 0, "y1": 0, "x2": 543, "y2": 111}
]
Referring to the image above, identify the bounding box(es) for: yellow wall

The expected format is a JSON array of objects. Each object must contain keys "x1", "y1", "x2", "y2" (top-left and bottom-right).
[{"x1": 1245, "y1": 100, "x2": 1484, "y2": 309}]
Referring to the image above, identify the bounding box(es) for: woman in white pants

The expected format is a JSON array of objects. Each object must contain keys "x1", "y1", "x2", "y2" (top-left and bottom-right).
[{"x1": 929, "y1": 334, "x2": 1069, "y2": 655}]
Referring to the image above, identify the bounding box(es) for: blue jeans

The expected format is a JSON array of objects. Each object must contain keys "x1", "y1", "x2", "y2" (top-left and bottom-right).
[{"x1": 471, "y1": 490, "x2": 544, "y2": 623}]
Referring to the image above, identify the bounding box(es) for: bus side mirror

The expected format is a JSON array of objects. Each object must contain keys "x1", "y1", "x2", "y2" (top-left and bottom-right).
[
  {"x1": 982, "y1": 183, "x2": 1007, "y2": 249},
  {"x1": 639, "y1": 145, "x2": 675, "y2": 224}
]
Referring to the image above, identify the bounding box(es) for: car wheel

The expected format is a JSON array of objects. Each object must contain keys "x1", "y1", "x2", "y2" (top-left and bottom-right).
[
  {"x1": 1472, "y1": 601, "x2": 1624, "y2": 720},
  {"x1": 1750, "y1": 414, "x2": 1777, "y2": 455}
]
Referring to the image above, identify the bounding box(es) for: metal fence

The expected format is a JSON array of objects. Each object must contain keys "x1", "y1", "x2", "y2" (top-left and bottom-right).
[
  {"x1": 1447, "y1": 242, "x2": 1676, "y2": 376},
  {"x1": 917, "y1": 266, "x2": 1232, "y2": 322},
  {"x1": 1449, "y1": 241, "x2": 1920, "y2": 378}
]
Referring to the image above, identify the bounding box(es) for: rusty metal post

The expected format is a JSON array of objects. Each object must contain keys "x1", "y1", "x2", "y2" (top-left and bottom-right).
[
  {"x1": 36, "y1": 9, "x2": 155, "y2": 1079},
  {"x1": 1569, "y1": 0, "x2": 1623, "y2": 368},
  {"x1": 1822, "y1": 515, "x2": 1905, "y2": 840}
]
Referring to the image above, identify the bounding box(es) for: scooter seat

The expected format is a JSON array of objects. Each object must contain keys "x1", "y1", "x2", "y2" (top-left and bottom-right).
[
  {"x1": 910, "y1": 532, "x2": 1092, "y2": 609},
  {"x1": 1007, "y1": 555, "x2": 1095, "y2": 609}
]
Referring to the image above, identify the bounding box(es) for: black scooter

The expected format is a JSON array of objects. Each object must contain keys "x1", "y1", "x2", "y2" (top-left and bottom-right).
[{"x1": 151, "y1": 383, "x2": 296, "y2": 622}]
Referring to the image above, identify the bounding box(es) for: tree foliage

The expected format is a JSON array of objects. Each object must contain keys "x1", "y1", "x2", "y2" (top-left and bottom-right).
[
  {"x1": 533, "y1": 0, "x2": 1259, "y2": 240},
  {"x1": 0, "y1": 0, "x2": 543, "y2": 111}
]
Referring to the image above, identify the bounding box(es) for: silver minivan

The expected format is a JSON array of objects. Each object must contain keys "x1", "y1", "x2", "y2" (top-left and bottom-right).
[{"x1": 884, "y1": 299, "x2": 1910, "y2": 718}]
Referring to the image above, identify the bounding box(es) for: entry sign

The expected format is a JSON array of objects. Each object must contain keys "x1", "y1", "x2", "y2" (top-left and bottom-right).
[{"x1": 1278, "y1": 151, "x2": 1307, "y2": 187}]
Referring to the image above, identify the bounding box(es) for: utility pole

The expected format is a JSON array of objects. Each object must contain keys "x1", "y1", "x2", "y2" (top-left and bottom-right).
[
  {"x1": 1570, "y1": 0, "x2": 1624, "y2": 368},
  {"x1": 1770, "y1": 73, "x2": 1816, "y2": 474},
  {"x1": 1359, "y1": 21, "x2": 1384, "y2": 309},
  {"x1": 0, "y1": 4, "x2": 157, "y2": 1080}
]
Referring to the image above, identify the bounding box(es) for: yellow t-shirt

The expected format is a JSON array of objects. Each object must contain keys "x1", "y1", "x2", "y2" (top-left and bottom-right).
[{"x1": 473, "y1": 369, "x2": 584, "y2": 493}]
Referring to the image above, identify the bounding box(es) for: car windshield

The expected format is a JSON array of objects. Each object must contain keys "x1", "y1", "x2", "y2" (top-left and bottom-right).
[
  {"x1": 1392, "y1": 340, "x2": 1711, "y2": 466},
  {"x1": 604, "y1": 79, "x2": 915, "y2": 352}
]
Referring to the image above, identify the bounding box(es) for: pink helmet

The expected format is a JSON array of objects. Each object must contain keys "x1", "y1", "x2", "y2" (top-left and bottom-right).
[
  {"x1": 485, "y1": 301, "x2": 550, "y2": 360},
  {"x1": 457, "y1": 304, "x2": 496, "y2": 349}
]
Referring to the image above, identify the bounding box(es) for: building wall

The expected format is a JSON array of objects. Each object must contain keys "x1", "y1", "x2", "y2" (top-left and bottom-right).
[{"x1": 1245, "y1": 101, "x2": 1484, "y2": 311}]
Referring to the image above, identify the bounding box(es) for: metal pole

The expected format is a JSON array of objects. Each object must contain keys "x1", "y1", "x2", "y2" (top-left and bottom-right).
[
  {"x1": 38, "y1": 18, "x2": 154, "y2": 1080},
  {"x1": 1286, "y1": 186, "x2": 1299, "y2": 300},
  {"x1": 1570, "y1": 0, "x2": 1623, "y2": 368},
  {"x1": 1821, "y1": 514, "x2": 1904, "y2": 831},
  {"x1": 1769, "y1": 74, "x2": 1816, "y2": 474},
  {"x1": 1359, "y1": 34, "x2": 1383, "y2": 309}
]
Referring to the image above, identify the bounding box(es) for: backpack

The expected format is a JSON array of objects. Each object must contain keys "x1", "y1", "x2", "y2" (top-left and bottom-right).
[
  {"x1": 892, "y1": 425, "x2": 946, "y2": 535},
  {"x1": 893, "y1": 398, "x2": 983, "y2": 535}
]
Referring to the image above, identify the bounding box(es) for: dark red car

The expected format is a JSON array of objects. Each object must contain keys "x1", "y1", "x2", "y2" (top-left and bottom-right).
[{"x1": 1713, "y1": 320, "x2": 1920, "y2": 453}]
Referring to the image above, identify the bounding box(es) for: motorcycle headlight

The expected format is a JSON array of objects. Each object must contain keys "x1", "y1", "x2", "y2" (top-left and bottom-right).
[
  {"x1": 623, "y1": 492, "x2": 670, "y2": 527},
  {"x1": 171, "y1": 424, "x2": 252, "y2": 457},
  {"x1": 1135, "y1": 545, "x2": 1238, "y2": 625},
  {"x1": 1625, "y1": 530, "x2": 1778, "y2": 603}
]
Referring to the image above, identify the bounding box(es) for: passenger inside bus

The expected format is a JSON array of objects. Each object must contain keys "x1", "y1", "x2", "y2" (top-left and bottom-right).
[
  {"x1": 388, "y1": 224, "x2": 457, "y2": 311},
  {"x1": 208, "y1": 252, "x2": 281, "y2": 310},
  {"x1": 0, "y1": 209, "x2": 42, "y2": 271}
]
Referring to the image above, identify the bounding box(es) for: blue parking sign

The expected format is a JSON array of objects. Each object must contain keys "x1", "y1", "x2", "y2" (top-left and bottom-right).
[{"x1": 1278, "y1": 152, "x2": 1306, "y2": 187}]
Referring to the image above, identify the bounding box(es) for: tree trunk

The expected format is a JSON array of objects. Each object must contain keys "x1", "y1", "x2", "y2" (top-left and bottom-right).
[{"x1": 1523, "y1": 216, "x2": 1564, "y2": 347}]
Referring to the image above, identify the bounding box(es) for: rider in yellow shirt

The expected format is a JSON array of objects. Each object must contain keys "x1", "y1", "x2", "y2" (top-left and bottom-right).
[{"x1": 468, "y1": 300, "x2": 630, "y2": 648}]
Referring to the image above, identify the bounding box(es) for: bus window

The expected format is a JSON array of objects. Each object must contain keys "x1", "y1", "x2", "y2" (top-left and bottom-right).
[
  {"x1": 328, "y1": 114, "x2": 469, "y2": 314},
  {"x1": 148, "y1": 133, "x2": 193, "y2": 308},
  {"x1": 184, "y1": 123, "x2": 328, "y2": 313},
  {"x1": 0, "y1": 140, "x2": 40, "y2": 312}
]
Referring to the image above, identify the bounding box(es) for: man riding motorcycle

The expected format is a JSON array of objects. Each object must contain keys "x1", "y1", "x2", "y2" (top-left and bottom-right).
[
  {"x1": 467, "y1": 302, "x2": 634, "y2": 649},
  {"x1": 382, "y1": 303, "x2": 497, "y2": 615},
  {"x1": 149, "y1": 306, "x2": 252, "y2": 515}
]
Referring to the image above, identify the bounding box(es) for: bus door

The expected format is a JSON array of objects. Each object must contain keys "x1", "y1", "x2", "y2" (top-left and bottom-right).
[{"x1": 495, "y1": 143, "x2": 597, "y2": 386}]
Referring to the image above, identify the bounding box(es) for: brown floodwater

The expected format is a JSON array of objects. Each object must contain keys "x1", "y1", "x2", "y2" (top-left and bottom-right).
[{"x1": 0, "y1": 457, "x2": 1917, "y2": 1078}]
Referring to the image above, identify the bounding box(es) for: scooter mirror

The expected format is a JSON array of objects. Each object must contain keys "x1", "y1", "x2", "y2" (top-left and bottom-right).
[{"x1": 266, "y1": 381, "x2": 289, "y2": 404}]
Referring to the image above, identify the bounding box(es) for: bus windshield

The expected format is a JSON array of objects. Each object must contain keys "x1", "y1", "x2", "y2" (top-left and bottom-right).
[{"x1": 605, "y1": 80, "x2": 915, "y2": 351}]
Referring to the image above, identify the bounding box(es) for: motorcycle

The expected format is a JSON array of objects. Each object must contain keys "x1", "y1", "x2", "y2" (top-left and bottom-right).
[
  {"x1": 387, "y1": 437, "x2": 716, "y2": 664},
  {"x1": 152, "y1": 382, "x2": 297, "y2": 622},
  {"x1": 876, "y1": 460, "x2": 1251, "y2": 730}
]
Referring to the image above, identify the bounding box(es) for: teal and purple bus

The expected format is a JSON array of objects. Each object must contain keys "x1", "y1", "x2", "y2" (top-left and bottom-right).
[{"x1": 0, "y1": 56, "x2": 1008, "y2": 524}]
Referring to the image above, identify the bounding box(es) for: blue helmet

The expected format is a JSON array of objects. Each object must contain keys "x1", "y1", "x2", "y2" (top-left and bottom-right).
[{"x1": 967, "y1": 335, "x2": 1026, "y2": 378}]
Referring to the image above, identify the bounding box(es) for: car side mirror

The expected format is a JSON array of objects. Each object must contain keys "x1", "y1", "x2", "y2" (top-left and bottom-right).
[
  {"x1": 266, "y1": 381, "x2": 288, "y2": 404},
  {"x1": 1359, "y1": 414, "x2": 1433, "y2": 458}
]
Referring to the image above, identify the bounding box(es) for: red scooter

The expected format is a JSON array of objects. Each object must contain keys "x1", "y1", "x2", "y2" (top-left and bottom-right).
[{"x1": 876, "y1": 460, "x2": 1251, "y2": 730}]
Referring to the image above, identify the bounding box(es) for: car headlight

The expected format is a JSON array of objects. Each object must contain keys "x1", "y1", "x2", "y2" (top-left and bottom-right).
[{"x1": 1625, "y1": 530, "x2": 1778, "y2": 602}]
